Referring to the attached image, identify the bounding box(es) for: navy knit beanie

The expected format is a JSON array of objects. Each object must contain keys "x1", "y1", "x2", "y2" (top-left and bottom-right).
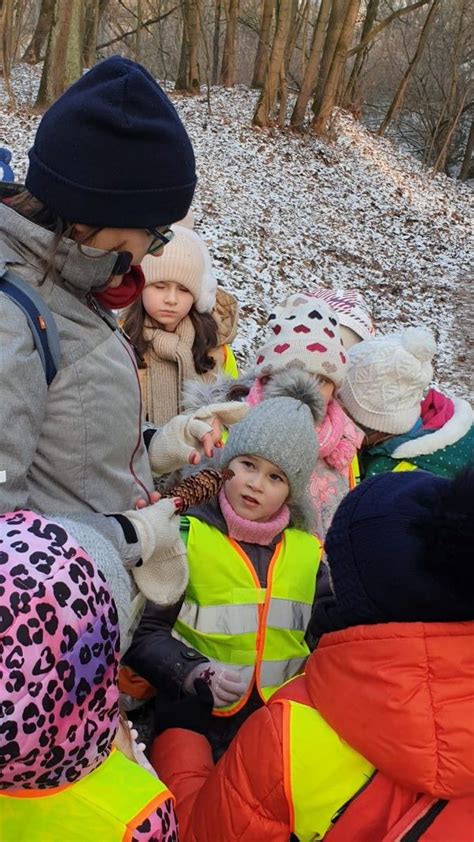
[
  {"x1": 26, "y1": 57, "x2": 196, "y2": 227},
  {"x1": 311, "y1": 470, "x2": 474, "y2": 636}
]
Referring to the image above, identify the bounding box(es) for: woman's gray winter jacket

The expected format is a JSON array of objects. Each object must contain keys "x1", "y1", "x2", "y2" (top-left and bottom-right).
[{"x1": 0, "y1": 198, "x2": 156, "y2": 565}]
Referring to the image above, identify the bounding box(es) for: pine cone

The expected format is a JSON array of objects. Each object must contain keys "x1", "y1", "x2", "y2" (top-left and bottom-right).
[{"x1": 161, "y1": 468, "x2": 234, "y2": 513}]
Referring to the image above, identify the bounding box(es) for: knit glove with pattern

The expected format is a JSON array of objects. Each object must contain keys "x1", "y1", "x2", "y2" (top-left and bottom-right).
[
  {"x1": 183, "y1": 661, "x2": 246, "y2": 708},
  {"x1": 125, "y1": 498, "x2": 188, "y2": 606},
  {"x1": 148, "y1": 401, "x2": 248, "y2": 475}
]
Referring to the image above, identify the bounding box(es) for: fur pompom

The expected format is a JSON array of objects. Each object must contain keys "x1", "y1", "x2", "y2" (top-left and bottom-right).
[
  {"x1": 263, "y1": 369, "x2": 325, "y2": 424},
  {"x1": 419, "y1": 469, "x2": 474, "y2": 594},
  {"x1": 402, "y1": 327, "x2": 436, "y2": 363}
]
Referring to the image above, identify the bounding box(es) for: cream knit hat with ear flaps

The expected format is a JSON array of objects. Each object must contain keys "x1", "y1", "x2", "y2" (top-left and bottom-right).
[
  {"x1": 254, "y1": 296, "x2": 348, "y2": 388},
  {"x1": 339, "y1": 327, "x2": 436, "y2": 434},
  {"x1": 142, "y1": 223, "x2": 217, "y2": 313}
]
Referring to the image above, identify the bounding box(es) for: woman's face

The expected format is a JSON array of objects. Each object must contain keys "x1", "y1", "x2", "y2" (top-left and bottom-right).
[
  {"x1": 72, "y1": 225, "x2": 157, "y2": 288},
  {"x1": 225, "y1": 455, "x2": 290, "y2": 522},
  {"x1": 142, "y1": 282, "x2": 194, "y2": 332}
]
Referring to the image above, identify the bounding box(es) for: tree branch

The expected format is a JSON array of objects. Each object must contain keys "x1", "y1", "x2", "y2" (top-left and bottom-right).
[
  {"x1": 97, "y1": 7, "x2": 179, "y2": 49},
  {"x1": 347, "y1": 0, "x2": 430, "y2": 56}
]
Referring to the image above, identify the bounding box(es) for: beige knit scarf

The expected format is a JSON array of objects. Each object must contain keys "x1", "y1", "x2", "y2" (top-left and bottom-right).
[{"x1": 142, "y1": 315, "x2": 215, "y2": 426}]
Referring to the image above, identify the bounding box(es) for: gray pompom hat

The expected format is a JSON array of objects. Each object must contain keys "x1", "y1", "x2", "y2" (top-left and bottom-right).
[{"x1": 221, "y1": 373, "x2": 323, "y2": 502}]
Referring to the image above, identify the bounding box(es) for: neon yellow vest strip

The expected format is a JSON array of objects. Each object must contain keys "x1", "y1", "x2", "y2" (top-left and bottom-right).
[
  {"x1": 392, "y1": 460, "x2": 418, "y2": 472},
  {"x1": 174, "y1": 518, "x2": 321, "y2": 714},
  {"x1": 0, "y1": 749, "x2": 172, "y2": 842},
  {"x1": 277, "y1": 699, "x2": 374, "y2": 841},
  {"x1": 222, "y1": 344, "x2": 238, "y2": 379}
]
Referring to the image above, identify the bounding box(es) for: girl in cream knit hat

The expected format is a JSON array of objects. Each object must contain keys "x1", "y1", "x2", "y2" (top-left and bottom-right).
[
  {"x1": 124, "y1": 224, "x2": 239, "y2": 426},
  {"x1": 339, "y1": 326, "x2": 473, "y2": 479}
]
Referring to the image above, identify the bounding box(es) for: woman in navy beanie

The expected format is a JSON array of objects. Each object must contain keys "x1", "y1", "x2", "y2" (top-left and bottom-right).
[{"x1": 0, "y1": 57, "x2": 244, "y2": 616}]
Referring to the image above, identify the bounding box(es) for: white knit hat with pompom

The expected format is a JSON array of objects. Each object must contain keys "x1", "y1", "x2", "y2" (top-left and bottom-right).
[
  {"x1": 339, "y1": 326, "x2": 436, "y2": 434},
  {"x1": 141, "y1": 223, "x2": 217, "y2": 313}
]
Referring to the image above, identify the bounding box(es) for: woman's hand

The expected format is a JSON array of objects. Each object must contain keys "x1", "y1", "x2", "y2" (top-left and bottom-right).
[
  {"x1": 188, "y1": 416, "x2": 225, "y2": 465},
  {"x1": 148, "y1": 401, "x2": 248, "y2": 475}
]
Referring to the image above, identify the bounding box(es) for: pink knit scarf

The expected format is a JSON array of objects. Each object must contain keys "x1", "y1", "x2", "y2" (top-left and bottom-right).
[
  {"x1": 317, "y1": 398, "x2": 362, "y2": 471},
  {"x1": 218, "y1": 488, "x2": 290, "y2": 545}
]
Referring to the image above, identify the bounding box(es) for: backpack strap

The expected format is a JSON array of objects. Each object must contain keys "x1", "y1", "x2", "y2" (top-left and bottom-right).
[{"x1": 0, "y1": 268, "x2": 60, "y2": 386}]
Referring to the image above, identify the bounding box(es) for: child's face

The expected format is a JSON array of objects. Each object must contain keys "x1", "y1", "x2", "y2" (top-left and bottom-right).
[
  {"x1": 225, "y1": 455, "x2": 290, "y2": 522},
  {"x1": 318, "y1": 376, "x2": 335, "y2": 409},
  {"x1": 142, "y1": 281, "x2": 194, "y2": 332}
]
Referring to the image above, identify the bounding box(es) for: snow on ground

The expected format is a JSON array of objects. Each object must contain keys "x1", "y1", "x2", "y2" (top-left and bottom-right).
[{"x1": 1, "y1": 65, "x2": 472, "y2": 397}]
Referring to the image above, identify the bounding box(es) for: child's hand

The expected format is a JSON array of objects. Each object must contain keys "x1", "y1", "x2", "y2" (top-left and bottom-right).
[{"x1": 183, "y1": 662, "x2": 246, "y2": 708}]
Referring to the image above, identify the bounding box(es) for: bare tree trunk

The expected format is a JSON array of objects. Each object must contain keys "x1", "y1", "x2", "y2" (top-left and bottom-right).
[
  {"x1": 83, "y1": 0, "x2": 109, "y2": 67},
  {"x1": 291, "y1": 0, "x2": 331, "y2": 128},
  {"x1": 252, "y1": 0, "x2": 274, "y2": 88},
  {"x1": 433, "y1": 91, "x2": 468, "y2": 174},
  {"x1": 344, "y1": 0, "x2": 379, "y2": 104},
  {"x1": 377, "y1": 0, "x2": 440, "y2": 136},
  {"x1": 0, "y1": 0, "x2": 16, "y2": 107},
  {"x1": 312, "y1": 0, "x2": 348, "y2": 116},
  {"x1": 175, "y1": 0, "x2": 201, "y2": 93},
  {"x1": 459, "y1": 116, "x2": 474, "y2": 181},
  {"x1": 22, "y1": 0, "x2": 54, "y2": 64},
  {"x1": 220, "y1": 0, "x2": 239, "y2": 86},
  {"x1": 311, "y1": 0, "x2": 361, "y2": 135},
  {"x1": 212, "y1": 0, "x2": 222, "y2": 84},
  {"x1": 135, "y1": 0, "x2": 143, "y2": 62},
  {"x1": 253, "y1": 0, "x2": 292, "y2": 127},
  {"x1": 36, "y1": 0, "x2": 84, "y2": 109}
]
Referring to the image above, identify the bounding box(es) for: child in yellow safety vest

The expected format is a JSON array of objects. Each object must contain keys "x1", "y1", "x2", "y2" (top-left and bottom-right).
[
  {"x1": 123, "y1": 223, "x2": 239, "y2": 428},
  {"x1": 0, "y1": 510, "x2": 177, "y2": 841},
  {"x1": 124, "y1": 371, "x2": 324, "y2": 758},
  {"x1": 184, "y1": 293, "x2": 370, "y2": 540}
]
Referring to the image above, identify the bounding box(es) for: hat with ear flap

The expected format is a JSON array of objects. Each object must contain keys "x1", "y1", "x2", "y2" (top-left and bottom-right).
[{"x1": 141, "y1": 224, "x2": 217, "y2": 313}]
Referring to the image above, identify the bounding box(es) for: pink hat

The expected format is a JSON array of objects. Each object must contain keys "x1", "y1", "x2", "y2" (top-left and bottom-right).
[{"x1": 291, "y1": 288, "x2": 375, "y2": 347}]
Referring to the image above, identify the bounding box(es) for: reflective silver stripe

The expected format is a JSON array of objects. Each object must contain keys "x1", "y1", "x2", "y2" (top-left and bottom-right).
[
  {"x1": 171, "y1": 633, "x2": 255, "y2": 690},
  {"x1": 266, "y1": 599, "x2": 312, "y2": 631},
  {"x1": 178, "y1": 601, "x2": 259, "y2": 635},
  {"x1": 260, "y1": 656, "x2": 308, "y2": 689}
]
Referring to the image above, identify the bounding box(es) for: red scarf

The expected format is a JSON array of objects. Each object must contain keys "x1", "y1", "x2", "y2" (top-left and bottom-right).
[{"x1": 94, "y1": 264, "x2": 145, "y2": 309}]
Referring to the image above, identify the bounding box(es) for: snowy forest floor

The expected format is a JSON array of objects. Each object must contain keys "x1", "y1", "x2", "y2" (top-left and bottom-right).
[{"x1": 1, "y1": 64, "x2": 472, "y2": 398}]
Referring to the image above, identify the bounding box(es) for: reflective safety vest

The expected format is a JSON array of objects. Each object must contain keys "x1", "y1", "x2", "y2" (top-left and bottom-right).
[
  {"x1": 174, "y1": 518, "x2": 321, "y2": 715},
  {"x1": 348, "y1": 453, "x2": 361, "y2": 489},
  {"x1": 274, "y1": 697, "x2": 375, "y2": 841},
  {"x1": 0, "y1": 748, "x2": 172, "y2": 842},
  {"x1": 392, "y1": 460, "x2": 418, "y2": 473},
  {"x1": 222, "y1": 344, "x2": 239, "y2": 379}
]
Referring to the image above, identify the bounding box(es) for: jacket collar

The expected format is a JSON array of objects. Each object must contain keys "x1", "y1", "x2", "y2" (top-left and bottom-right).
[{"x1": 0, "y1": 196, "x2": 119, "y2": 296}]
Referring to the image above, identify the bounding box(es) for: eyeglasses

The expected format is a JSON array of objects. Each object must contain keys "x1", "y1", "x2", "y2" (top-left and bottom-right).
[{"x1": 146, "y1": 226, "x2": 175, "y2": 255}]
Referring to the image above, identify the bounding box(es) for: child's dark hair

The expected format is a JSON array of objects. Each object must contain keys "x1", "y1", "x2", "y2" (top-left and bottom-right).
[{"x1": 123, "y1": 297, "x2": 219, "y2": 375}]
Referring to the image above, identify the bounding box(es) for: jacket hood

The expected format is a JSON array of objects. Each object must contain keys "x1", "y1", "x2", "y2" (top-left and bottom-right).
[
  {"x1": 390, "y1": 397, "x2": 473, "y2": 459},
  {"x1": 307, "y1": 622, "x2": 474, "y2": 799},
  {"x1": 0, "y1": 194, "x2": 119, "y2": 296},
  {"x1": 0, "y1": 511, "x2": 120, "y2": 791},
  {"x1": 213, "y1": 287, "x2": 239, "y2": 346}
]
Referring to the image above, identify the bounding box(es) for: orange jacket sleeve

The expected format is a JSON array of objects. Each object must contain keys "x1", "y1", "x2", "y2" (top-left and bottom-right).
[{"x1": 151, "y1": 704, "x2": 291, "y2": 842}]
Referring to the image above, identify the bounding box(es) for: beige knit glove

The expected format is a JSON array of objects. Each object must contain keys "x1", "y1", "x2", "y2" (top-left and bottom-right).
[
  {"x1": 148, "y1": 401, "x2": 248, "y2": 475},
  {"x1": 125, "y1": 499, "x2": 188, "y2": 605}
]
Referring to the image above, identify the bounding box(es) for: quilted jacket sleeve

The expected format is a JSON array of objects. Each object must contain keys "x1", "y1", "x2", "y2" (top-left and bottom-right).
[{"x1": 151, "y1": 703, "x2": 290, "y2": 842}]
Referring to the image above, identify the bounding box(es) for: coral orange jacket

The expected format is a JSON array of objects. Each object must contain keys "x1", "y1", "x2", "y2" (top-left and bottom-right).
[{"x1": 152, "y1": 621, "x2": 474, "y2": 841}]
